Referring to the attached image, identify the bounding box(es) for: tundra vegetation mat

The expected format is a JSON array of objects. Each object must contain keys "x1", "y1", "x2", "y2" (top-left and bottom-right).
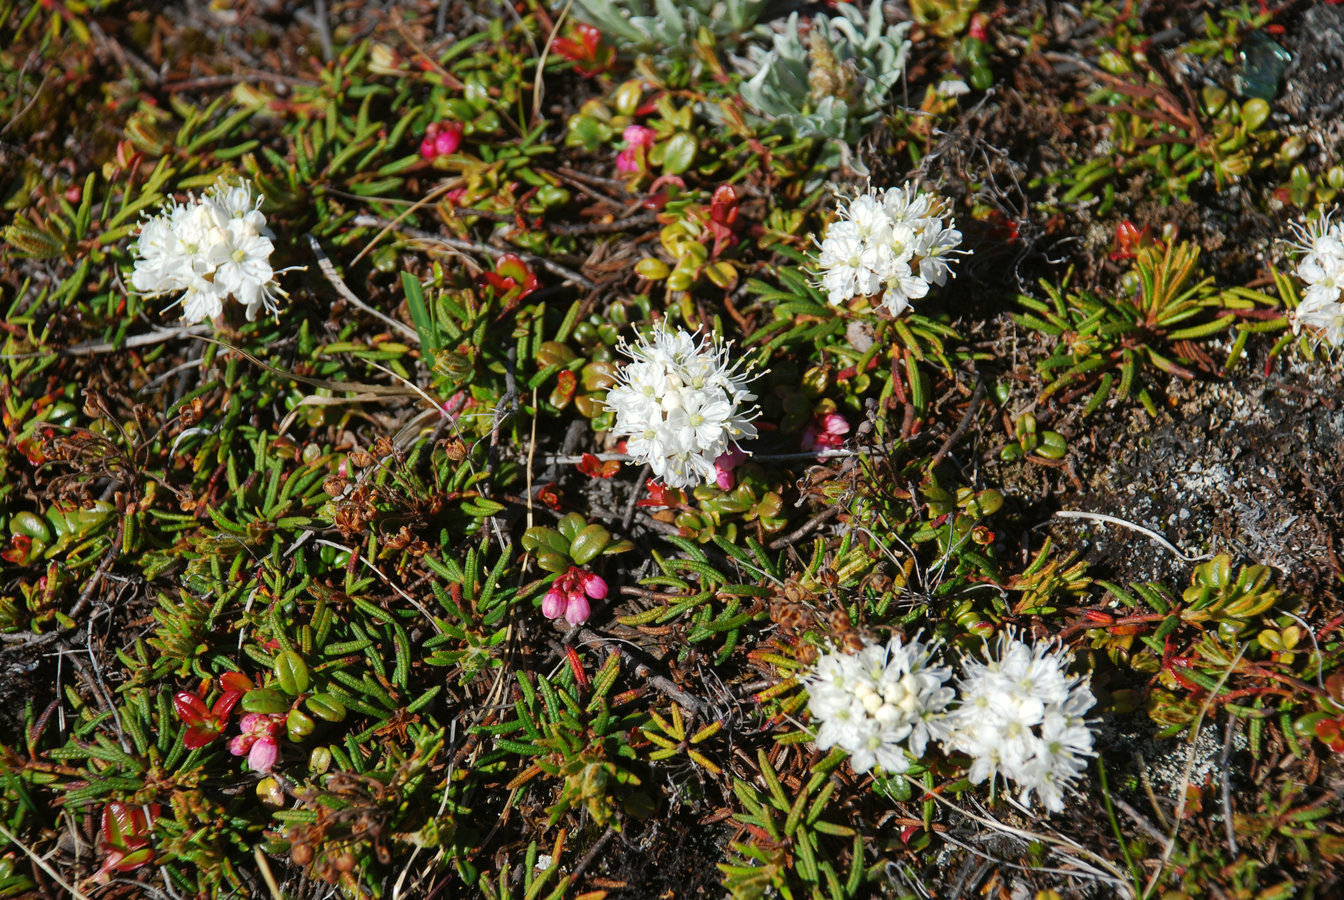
[{"x1": 3, "y1": 1, "x2": 1344, "y2": 898}]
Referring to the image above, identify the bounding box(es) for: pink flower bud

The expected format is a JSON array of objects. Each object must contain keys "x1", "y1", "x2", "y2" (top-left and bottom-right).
[
  {"x1": 435, "y1": 129, "x2": 461, "y2": 156},
  {"x1": 564, "y1": 593, "x2": 591, "y2": 625},
  {"x1": 542, "y1": 588, "x2": 567, "y2": 619},
  {"x1": 248, "y1": 736, "x2": 279, "y2": 773},
  {"x1": 420, "y1": 121, "x2": 463, "y2": 160},
  {"x1": 622, "y1": 125, "x2": 656, "y2": 147},
  {"x1": 822, "y1": 413, "x2": 851, "y2": 437},
  {"x1": 714, "y1": 447, "x2": 747, "y2": 490},
  {"x1": 238, "y1": 713, "x2": 268, "y2": 735},
  {"x1": 802, "y1": 412, "x2": 851, "y2": 456},
  {"x1": 581, "y1": 572, "x2": 608, "y2": 600},
  {"x1": 616, "y1": 125, "x2": 656, "y2": 173}
]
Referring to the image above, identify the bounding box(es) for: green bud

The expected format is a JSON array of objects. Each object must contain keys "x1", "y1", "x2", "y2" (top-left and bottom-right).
[
  {"x1": 536, "y1": 341, "x2": 578, "y2": 369},
  {"x1": 536, "y1": 185, "x2": 570, "y2": 209},
  {"x1": 704, "y1": 261, "x2": 737, "y2": 290},
  {"x1": 1014, "y1": 412, "x2": 1036, "y2": 440},
  {"x1": 581, "y1": 361, "x2": 618, "y2": 392}
]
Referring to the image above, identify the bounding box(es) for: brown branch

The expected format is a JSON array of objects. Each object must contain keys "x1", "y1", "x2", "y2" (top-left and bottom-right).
[{"x1": 930, "y1": 377, "x2": 986, "y2": 469}]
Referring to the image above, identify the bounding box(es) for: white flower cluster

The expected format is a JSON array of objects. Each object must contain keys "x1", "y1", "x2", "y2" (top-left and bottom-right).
[
  {"x1": 814, "y1": 184, "x2": 964, "y2": 315},
  {"x1": 803, "y1": 634, "x2": 954, "y2": 775},
  {"x1": 604, "y1": 326, "x2": 759, "y2": 489},
  {"x1": 131, "y1": 178, "x2": 285, "y2": 324},
  {"x1": 803, "y1": 632, "x2": 1097, "y2": 814},
  {"x1": 939, "y1": 635, "x2": 1096, "y2": 814},
  {"x1": 1287, "y1": 213, "x2": 1344, "y2": 347}
]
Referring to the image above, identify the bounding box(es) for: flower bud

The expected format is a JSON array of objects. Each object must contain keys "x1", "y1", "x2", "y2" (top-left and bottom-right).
[
  {"x1": 564, "y1": 593, "x2": 591, "y2": 625},
  {"x1": 581, "y1": 571, "x2": 608, "y2": 600},
  {"x1": 435, "y1": 129, "x2": 461, "y2": 156},
  {"x1": 249, "y1": 737, "x2": 279, "y2": 774},
  {"x1": 420, "y1": 121, "x2": 463, "y2": 160},
  {"x1": 541, "y1": 588, "x2": 567, "y2": 619}
]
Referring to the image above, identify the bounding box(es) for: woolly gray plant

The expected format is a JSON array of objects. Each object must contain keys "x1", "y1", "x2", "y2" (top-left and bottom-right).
[
  {"x1": 567, "y1": 0, "x2": 769, "y2": 60},
  {"x1": 738, "y1": 2, "x2": 911, "y2": 145}
]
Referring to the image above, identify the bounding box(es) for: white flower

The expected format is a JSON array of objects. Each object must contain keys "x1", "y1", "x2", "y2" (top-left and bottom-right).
[
  {"x1": 816, "y1": 228, "x2": 873, "y2": 306},
  {"x1": 939, "y1": 633, "x2": 1096, "y2": 814},
  {"x1": 130, "y1": 177, "x2": 288, "y2": 323},
  {"x1": 881, "y1": 183, "x2": 936, "y2": 226},
  {"x1": 1285, "y1": 211, "x2": 1344, "y2": 349},
  {"x1": 812, "y1": 183, "x2": 965, "y2": 312},
  {"x1": 1286, "y1": 212, "x2": 1344, "y2": 274},
  {"x1": 604, "y1": 326, "x2": 759, "y2": 489},
  {"x1": 803, "y1": 634, "x2": 953, "y2": 775},
  {"x1": 842, "y1": 192, "x2": 892, "y2": 244}
]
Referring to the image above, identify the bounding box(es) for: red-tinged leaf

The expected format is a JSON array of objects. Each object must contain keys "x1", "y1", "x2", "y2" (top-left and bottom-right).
[
  {"x1": 710, "y1": 184, "x2": 738, "y2": 227},
  {"x1": 102, "y1": 801, "x2": 155, "y2": 849},
  {"x1": 101, "y1": 804, "x2": 127, "y2": 847},
  {"x1": 564, "y1": 645, "x2": 590, "y2": 690},
  {"x1": 173, "y1": 692, "x2": 208, "y2": 725},
  {"x1": 577, "y1": 453, "x2": 620, "y2": 479},
  {"x1": 1, "y1": 535, "x2": 33, "y2": 565},
  {"x1": 219, "y1": 672, "x2": 254, "y2": 694},
  {"x1": 495, "y1": 253, "x2": 536, "y2": 290},
  {"x1": 212, "y1": 690, "x2": 243, "y2": 720},
  {"x1": 1110, "y1": 220, "x2": 1164, "y2": 261},
  {"x1": 182, "y1": 722, "x2": 220, "y2": 749},
  {"x1": 745, "y1": 824, "x2": 774, "y2": 843},
  {"x1": 115, "y1": 847, "x2": 155, "y2": 871},
  {"x1": 553, "y1": 23, "x2": 614, "y2": 76},
  {"x1": 482, "y1": 271, "x2": 515, "y2": 294}
]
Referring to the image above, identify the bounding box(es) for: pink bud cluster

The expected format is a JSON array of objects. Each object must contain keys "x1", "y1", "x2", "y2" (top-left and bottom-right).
[
  {"x1": 541, "y1": 566, "x2": 607, "y2": 626},
  {"x1": 714, "y1": 447, "x2": 747, "y2": 490},
  {"x1": 802, "y1": 412, "x2": 851, "y2": 457},
  {"x1": 616, "y1": 125, "x2": 655, "y2": 174},
  {"x1": 228, "y1": 712, "x2": 283, "y2": 773},
  {"x1": 420, "y1": 121, "x2": 463, "y2": 160}
]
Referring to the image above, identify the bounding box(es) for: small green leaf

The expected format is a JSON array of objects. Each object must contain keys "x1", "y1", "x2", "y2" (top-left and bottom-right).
[
  {"x1": 274, "y1": 650, "x2": 311, "y2": 696},
  {"x1": 304, "y1": 693, "x2": 348, "y2": 723},
  {"x1": 241, "y1": 688, "x2": 289, "y2": 715},
  {"x1": 662, "y1": 133, "x2": 698, "y2": 175}
]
